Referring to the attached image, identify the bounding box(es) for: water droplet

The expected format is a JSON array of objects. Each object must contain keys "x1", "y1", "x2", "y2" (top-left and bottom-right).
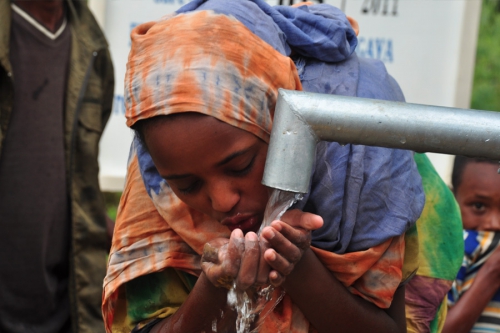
[
  {"x1": 336, "y1": 126, "x2": 341, "y2": 131},
  {"x1": 400, "y1": 138, "x2": 406, "y2": 144},
  {"x1": 485, "y1": 139, "x2": 491, "y2": 142}
]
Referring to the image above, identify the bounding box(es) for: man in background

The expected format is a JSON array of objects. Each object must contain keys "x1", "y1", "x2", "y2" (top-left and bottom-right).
[{"x1": 0, "y1": 0, "x2": 114, "y2": 332}]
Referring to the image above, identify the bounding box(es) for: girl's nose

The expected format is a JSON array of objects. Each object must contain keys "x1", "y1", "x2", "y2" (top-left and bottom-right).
[{"x1": 207, "y1": 180, "x2": 240, "y2": 213}]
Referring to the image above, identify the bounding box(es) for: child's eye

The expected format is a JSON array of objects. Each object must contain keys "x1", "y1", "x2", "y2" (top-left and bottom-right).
[
  {"x1": 471, "y1": 202, "x2": 486, "y2": 212},
  {"x1": 232, "y1": 157, "x2": 255, "y2": 176}
]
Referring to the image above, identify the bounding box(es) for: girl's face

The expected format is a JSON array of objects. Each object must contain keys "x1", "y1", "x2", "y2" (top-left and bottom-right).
[
  {"x1": 455, "y1": 162, "x2": 500, "y2": 231},
  {"x1": 143, "y1": 113, "x2": 270, "y2": 234}
]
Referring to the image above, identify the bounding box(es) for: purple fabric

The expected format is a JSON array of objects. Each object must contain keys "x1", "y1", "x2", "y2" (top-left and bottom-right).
[
  {"x1": 406, "y1": 275, "x2": 452, "y2": 333},
  {"x1": 176, "y1": 0, "x2": 357, "y2": 62},
  {"x1": 136, "y1": 0, "x2": 425, "y2": 253}
]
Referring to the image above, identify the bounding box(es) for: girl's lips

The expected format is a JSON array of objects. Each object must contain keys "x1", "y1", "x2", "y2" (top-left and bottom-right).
[{"x1": 222, "y1": 214, "x2": 261, "y2": 234}]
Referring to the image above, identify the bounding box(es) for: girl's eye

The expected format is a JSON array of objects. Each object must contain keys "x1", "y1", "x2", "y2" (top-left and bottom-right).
[
  {"x1": 232, "y1": 157, "x2": 255, "y2": 176},
  {"x1": 178, "y1": 181, "x2": 201, "y2": 194}
]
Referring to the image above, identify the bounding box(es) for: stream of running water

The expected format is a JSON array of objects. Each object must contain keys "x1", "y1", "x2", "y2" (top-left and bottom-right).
[{"x1": 227, "y1": 189, "x2": 303, "y2": 333}]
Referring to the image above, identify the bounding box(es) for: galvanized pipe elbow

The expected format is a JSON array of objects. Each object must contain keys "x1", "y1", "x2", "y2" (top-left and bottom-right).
[
  {"x1": 262, "y1": 89, "x2": 500, "y2": 193},
  {"x1": 262, "y1": 90, "x2": 319, "y2": 193}
]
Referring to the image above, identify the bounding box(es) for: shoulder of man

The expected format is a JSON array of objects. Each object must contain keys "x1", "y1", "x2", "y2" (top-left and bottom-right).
[
  {"x1": 0, "y1": 0, "x2": 12, "y2": 67},
  {"x1": 67, "y1": 0, "x2": 109, "y2": 50}
]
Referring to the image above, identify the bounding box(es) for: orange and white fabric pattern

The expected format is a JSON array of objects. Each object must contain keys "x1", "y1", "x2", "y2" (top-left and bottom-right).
[{"x1": 124, "y1": 10, "x2": 301, "y2": 142}]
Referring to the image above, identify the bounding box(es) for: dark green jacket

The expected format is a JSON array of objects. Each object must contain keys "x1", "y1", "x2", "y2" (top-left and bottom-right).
[{"x1": 0, "y1": 1, "x2": 114, "y2": 332}]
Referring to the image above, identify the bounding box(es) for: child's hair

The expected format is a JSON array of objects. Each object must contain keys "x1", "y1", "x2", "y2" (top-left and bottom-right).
[{"x1": 451, "y1": 156, "x2": 499, "y2": 191}]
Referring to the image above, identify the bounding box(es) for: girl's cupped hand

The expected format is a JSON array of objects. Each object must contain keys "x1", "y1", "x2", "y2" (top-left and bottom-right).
[
  {"x1": 260, "y1": 209, "x2": 323, "y2": 287},
  {"x1": 201, "y1": 229, "x2": 267, "y2": 291},
  {"x1": 201, "y1": 210, "x2": 323, "y2": 290}
]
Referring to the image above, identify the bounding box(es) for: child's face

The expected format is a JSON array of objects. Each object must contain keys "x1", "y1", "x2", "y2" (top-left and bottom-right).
[
  {"x1": 454, "y1": 162, "x2": 500, "y2": 231},
  {"x1": 143, "y1": 113, "x2": 270, "y2": 234}
]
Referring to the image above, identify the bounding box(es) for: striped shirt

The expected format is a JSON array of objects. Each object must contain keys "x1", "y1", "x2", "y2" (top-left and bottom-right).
[{"x1": 448, "y1": 230, "x2": 500, "y2": 332}]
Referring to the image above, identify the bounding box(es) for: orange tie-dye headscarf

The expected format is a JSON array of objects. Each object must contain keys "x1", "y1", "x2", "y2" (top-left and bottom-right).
[{"x1": 125, "y1": 10, "x2": 302, "y2": 143}]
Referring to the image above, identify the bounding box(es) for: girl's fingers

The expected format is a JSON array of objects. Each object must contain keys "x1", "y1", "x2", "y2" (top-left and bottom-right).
[
  {"x1": 201, "y1": 242, "x2": 220, "y2": 264},
  {"x1": 264, "y1": 248, "x2": 294, "y2": 276},
  {"x1": 270, "y1": 221, "x2": 311, "y2": 251},
  {"x1": 202, "y1": 223, "x2": 310, "y2": 290},
  {"x1": 268, "y1": 269, "x2": 285, "y2": 287},
  {"x1": 223, "y1": 229, "x2": 245, "y2": 278},
  {"x1": 201, "y1": 239, "x2": 230, "y2": 287},
  {"x1": 261, "y1": 225, "x2": 303, "y2": 263},
  {"x1": 235, "y1": 232, "x2": 260, "y2": 290},
  {"x1": 202, "y1": 230, "x2": 245, "y2": 288},
  {"x1": 256, "y1": 239, "x2": 271, "y2": 285},
  {"x1": 202, "y1": 259, "x2": 231, "y2": 288},
  {"x1": 280, "y1": 209, "x2": 323, "y2": 230}
]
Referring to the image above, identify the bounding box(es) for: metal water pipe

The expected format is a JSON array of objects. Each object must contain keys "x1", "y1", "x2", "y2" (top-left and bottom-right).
[{"x1": 262, "y1": 89, "x2": 500, "y2": 193}]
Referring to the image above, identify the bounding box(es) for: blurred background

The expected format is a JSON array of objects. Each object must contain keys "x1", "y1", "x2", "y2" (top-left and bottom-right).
[
  {"x1": 471, "y1": 0, "x2": 500, "y2": 113},
  {"x1": 90, "y1": 0, "x2": 500, "y2": 220}
]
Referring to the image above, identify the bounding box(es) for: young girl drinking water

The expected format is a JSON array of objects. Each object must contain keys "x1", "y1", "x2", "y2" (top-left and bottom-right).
[{"x1": 102, "y1": 1, "x2": 440, "y2": 332}]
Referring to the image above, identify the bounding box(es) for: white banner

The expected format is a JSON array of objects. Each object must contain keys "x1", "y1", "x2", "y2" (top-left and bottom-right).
[{"x1": 92, "y1": 0, "x2": 481, "y2": 191}]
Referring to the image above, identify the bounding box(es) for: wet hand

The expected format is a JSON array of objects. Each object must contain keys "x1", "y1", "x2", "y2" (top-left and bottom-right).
[
  {"x1": 260, "y1": 209, "x2": 323, "y2": 286},
  {"x1": 201, "y1": 229, "x2": 262, "y2": 291}
]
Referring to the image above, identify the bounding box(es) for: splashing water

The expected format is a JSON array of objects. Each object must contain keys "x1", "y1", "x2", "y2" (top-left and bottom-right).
[
  {"x1": 227, "y1": 189, "x2": 303, "y2": 333},
  {"x1": 258, "y1": 190, "x2": 304, "y2": 234}
]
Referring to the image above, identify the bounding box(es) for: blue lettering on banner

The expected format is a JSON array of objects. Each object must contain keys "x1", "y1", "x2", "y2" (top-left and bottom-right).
[
  {"x1": 113, "y1": 95, "x2": 126, "y2": 116},
  {"x1": 356, "y1": 37, "x2": 393, "y2": 63}
]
